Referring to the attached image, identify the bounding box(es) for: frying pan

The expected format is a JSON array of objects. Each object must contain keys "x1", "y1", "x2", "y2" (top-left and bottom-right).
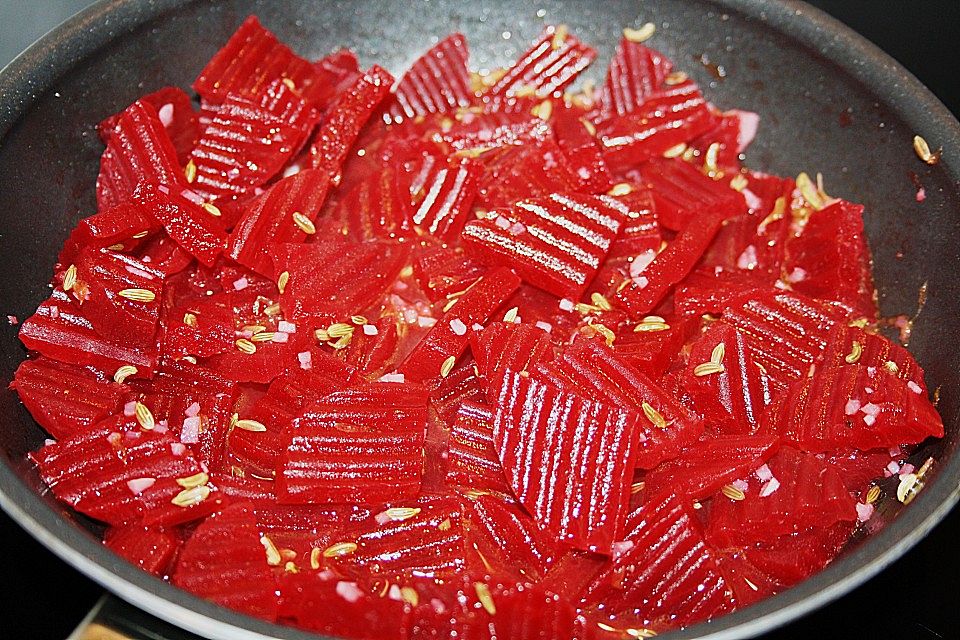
[{"x1": 1, "y1": 1, "x2": 958, "y2": 638}]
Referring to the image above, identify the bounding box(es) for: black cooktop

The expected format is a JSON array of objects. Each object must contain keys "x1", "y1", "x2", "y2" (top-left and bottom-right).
[{"x1": 1, "y1": 1, "x2": 958, "y2": 638}]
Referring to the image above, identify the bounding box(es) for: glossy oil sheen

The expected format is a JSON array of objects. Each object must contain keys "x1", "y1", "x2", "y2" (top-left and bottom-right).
[{"x1": 0, "y1": 1, "x2": 958, "y2": 639}]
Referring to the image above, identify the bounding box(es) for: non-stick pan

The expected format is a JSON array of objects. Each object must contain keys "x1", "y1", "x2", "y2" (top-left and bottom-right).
[{"x1": 1, "y1": 1, "x2": 958, "y2": 639}]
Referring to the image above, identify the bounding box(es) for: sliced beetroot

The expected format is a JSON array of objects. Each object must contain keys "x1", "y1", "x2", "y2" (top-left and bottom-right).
[
  {"x1": 173, "y1": 502, "x2": 280, "y2": 620},
  {"x1": 462, "y1": 193, "x2": 627, "y2": 299},
  {"x1": 474, "y1": 136, "x2": 587, "y2": 211},
  {"x1": 271, "y1": 238, "x2": 409, "y2": 320},
  {"x1": 99, "y1": 86, "x2": 199, "y2": 165},
  {"x1": 469, "y1": 321, "x2": 553, "y2": 400},
  {"x1": 706, "y1": 447, "x2": 857, "y2": 547},
  {"x1": 611, "y1": 314, "x2": 696, "y2": 379},
  {"x1": 407, "y1": 155, "x2": 483, "y2": 240},
  {"x1": 820, "y1": 323, "x2": 926, "y2": 392},
  {"x1": 673, "y1": 269, "x2": 771, "y2": 318},
  {"x1": 445, "y1": 401, "x2": 510, "y2": 492},
  {"x1": 345, "y1": 317, "x2": 401, "y2": 378},
  {"x1": 104, "y1": 525, "x2": 179, "y2": 576},
  {"x1": 96, "y1": 99, "x2": 184, "y2": 211},
  {"x1": 200, "y1": 327, "x2": 315, "y2": 385},
  {"x1": 641, "y1": 157, "x2": 748, "y2": 231},
  {"x1": 765, "y1": 360, "x2": 943, "y2": 452},
  {"x1": 11, "y1": 357, "x2": 128, "y2": 440},
  {"x1": 552, "y1": 104, "x2": 613, "y2": 194},
  {"x1": 683, "y1": 322, "x2": 772, "y2": 435},
  {"x1": 389, "y1": 33, "x2": 474, "y2": 122},
  {"x1": 542, "y1": 337, "x2": 704, "y2": 469},
  {"x1": 134, "y1": 183, "x2": 227, "y2": 267},
  {"x1": 58, "y1": 201, "x2": 158, "y2": 266},
  {"x1": 398, "y1": 267, "x2": 521, "y2": 382},
  {"x1": 227, "y1": 167, "x2": 333, "y2": 276},
  {"x1": 300, "y1": 381, "x2": 430, "y2": 433},
  {"x1": 783, "y1": 199, "x2": 877, "y2": 319},
  {"x1": 595, "y1": 38, "x2": 673, "y2": 121},
  {"x1": 582, "y1": 494, "x2": 733, "y2": 630},
  {"x1": 486, "y1": 25, "x2": 596, "y2": 101},
  {"x1": 310, "y1": 65, "x2": 395, "y2": 180},
  {"x1": 430, "y1": 361, "x2": 487, "y2": 427},
  {"x1": 492, "y1": 370, "x2": 640, "y2": 553},
  {"x1": 330, "y1": 162, "x2": 414, "y2": 240},
  {"x1": 643, "y1": 434, "x2": 780, "y2": 501}
]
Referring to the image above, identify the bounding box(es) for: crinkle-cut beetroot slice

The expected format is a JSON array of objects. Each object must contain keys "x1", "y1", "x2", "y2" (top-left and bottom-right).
[
  {"x1": 783, "y1": 199, "x2": 878, "y2": 319},
  {"x1": 465, "y1": 492, "x2": 560, "y2": 581},
  {"x1": 98, "y1": 87, "x2": 199, "y2": 165},
  {"x1": 689, "y1": 111, "x2": 751, "y2": 173},
  {"x1": 254, "y1": 503, "x2": 374, "y2": 562},
  {"x1": 200, "y1": 326, "x2": 313, "y2": 385},
  {"x1": 764, "y1": 360, "x2": 943, "y2": 452},
  {"x1": 717, "y1": 288, "x2": 848, "y2": 395},
  {"x1": 345, "y1": 317, "x2": 400, "y2": 377},
  {"x1": 594, "y1": 38, "x2": 673, "y2": 121},
  {"x1": 399, "y1": 267, "x2": 521, "y2": 382},
  {"x1": 437, "y1": 111, "x2": 547, "y2": 152},
  {"x1": 706, "y1": 447, "x2": 857, "y2": 548},
  {"x1": 271, "y1": 238, "x2": 409, "y2": 320},
  {"x1": 96, "y1": 99, "x2": 184, "y2": 211},
  {"x1": 135, "y1": 234, "x2": 194, "y2": 280},
  {"x1": 279, "y1": 572, "x2": 408, "y2": 640},
  {"x1": 413, "y1": 245, "x2": 488, "y2": 304},
  {"x1": 160, "y1": 308, "x2": 236, "y2": 359},
  {"x1": 605, "y1": 187, "x2": 659, "y2": 260},
  {"x1": 446, "y1": 401, "x2": 509, "y2": 492},
  {"x1": 58, "y1": 201, "x2": 159, "y2": 266},
  {"x1": 598, "y1": 81, "x2": 719, "y2": 172},
  {"x1": 673, "y1": 269, "x2": 771, "y2": 318},
  {"x1": 552, "y1": 105, "x2": 613, "y2": 194},
  {"x1": 387, "y1": 33, "x2": 475, "y2": 122},
  {"x1": 173, "y1": 502, "x2": 280, "y2": 621},
  {"x1": 68, "y1": 247, "x2": 163, "y2": 348},
  {"x1": 189, "y1": 84, "x2": 317, "y2": 201},
  {"x1": 455, "y1": 579, "x2": 579, "y2": 640},
  {"x1": 329, "y1": 163, "x2": 415, "y2": 240},
  {"x1": 11, "y1": 357, "x2": 129, "y2": 440},
  {"x1": 823, "y1": 448, "x2": 901, "y2": 493},
  {"x1": 643, "y1": 434, "x2": 780, "y2": 501},
  {"x1": 486, "y1": 25, "x2": 596, "y2": 101},
  {"x1": 301, "y1": 381, "x2": 430, "y2": 433},
  {"x1": 640, "y1": 157, "x2": 748, "y2": 232},
  {"x1": 610, "y1": 314, "x2": 695, "y2": 379},
  {"x1": 463, "y1": 193, "x2": 626, "y2": 299},
  {"x1": 104, "y1": 525, "x2": 180, "y2": 576},
  {"x1": 210, "y1": 473, "x2": 276, "y2": 502},
  {"x1": 134, "y1": 183, "x2": 227, "y2": 267},
  {"x1": 130, "y1": 358, "x2": 237, "y2": 471},
  {"x1": 430, "y1": 360, "x2": 486, "y2": 426},
  {"x1": 276, "y1": 422, "x2": 425, "y2": 504},
  {"x1": 682, "y1": 322, "x2": 772, "y2": 435},
  {"x1": 310, "y1": 65, "x2": 395, "y2": 179},
  {"x1": 582, "y1": 495, "x2": 733, "y2": 630},
  {"x1": 737, "y1": 520, "x2": 854, "y2": 589},
  {"x1": 19, "y1": 289, "x2": 158, "y2": 375},
  {"x1": 492, "y1": 370, "x2": 640, "y2": 553},
  {"x1": 226, "y1": 168, "x2": 332, "y2": 276},
  {"x1": 474, "y1": 137, "x2": 588, "y2": 211},
  {"x1": 542, "y1": 337, "x2": 703, "y2": 469},
  {"x1": 193, "y1": 15, "x2": 321, "y2": 107},
  {"x1": 712, "y1": 548, "x2": 784, "y2": 609},
  {"x1": 614, "y1": 211, "x2": 725, "y2": 317},
  {"x1": 326, "y1": 494, "x2": 467, "y2": 581},
  {"x1": 821, "y1": 323, "x2": 926, "y2": 392},
  {"x1": 470, "y1": 321, "x2": 553, "y2": 401},
  {"x1": 408, "y1": 155, "x2": 483, "y2": 240}
]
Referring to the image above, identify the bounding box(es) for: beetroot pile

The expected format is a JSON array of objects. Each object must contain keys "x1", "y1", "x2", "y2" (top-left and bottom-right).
[{"x1": 11, "y1": 16, "x2": 946, "y2": 638}]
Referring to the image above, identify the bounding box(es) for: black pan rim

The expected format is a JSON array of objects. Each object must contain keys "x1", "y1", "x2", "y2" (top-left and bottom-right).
[{"x1": 0, "y1": 1, "x2": 958, "y2": 638}]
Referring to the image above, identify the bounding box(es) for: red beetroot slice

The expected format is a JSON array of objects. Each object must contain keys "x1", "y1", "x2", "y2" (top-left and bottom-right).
[
  {"x1": 552, "y1": 104, "x2": 613, "y2": 194},
  {"x1": 11, "y1": 357, "x2": 128, "y2": 440},
  {"x1": 200, "y1": 326, "x2": 315, "y2": 385},
  {"x1": 104, "y1": 525, "x2": 179, "y2": 576},
  {"x1": 594, "y1": 38, "x2": 673, "y2": 121},
  {"x1": 598, "y1": 80, "x2": 718, "y2": 172},
  {"x1": 706, "y1": 447, "x2": 857, "y2": 547},
  {"x1": 717, "y1": 288, "x2": 849, "y2": 394},
  {"x1": 486, "y1": 25, "x2": 596, "y2": 101},
  {"x1": 388, "y1": 33, "x2": 475, "y2": 121},
  {"x1": 408, "y1": 155, "x2": 483, "y2": 239},
  {"x1": 462, "y1": 193, "x2": 627, "y2": 299},
  {"x1": 611, "y1": 314, "x2": 695, "y2": 379},
  {"x1": 682, "y1": 322, "x2": 772, "y2": 435},
  {"x1": 398, "y1": 267, "x2": 521, "y2": 382},
  {"x1": 430, "y1": 361, "x2": 487, "y2": 426},
  {"x1": 446, "y1": 401, "x2": 510, "y2": 492},
  {"x1": 543, "y1": 335, "x2": 703, "y2": 470},
  {"x1": 641, "y1": 157, "x2": 748, "y2": 231},
  {"x1": 582, "y1": 494, "x2": 733, "y2": 630},
  {"x1": 821, "y1": 323, "x2": 925, "y2": 392},
  {"x1": 301, "y1": 381, "x2": 430, "y2": 433},
  {"x1": 134, "y1": 183, "x2": 227, "y2": 267},
  {"x1": 437, "y1": 111, "x2": 546, "y2": 152},
  {"x1": 58, "y1": 201, "x2": 158, "y2": 266},
  {"x1": 643, "y1": 434, "x2": 780, "y2": 501},
  {"x1": 492, "y1": 370, "x2": 640, "y2": 553},
  {"x1": 310, "y1": 65, "x2": 395, "y2": 180},
  {"x1": 271, "y1": 238, "x2": 409, "y2": 320},
  {"x1": 96, "y1": 99, "x2": 184, "y2": 211},
  {"x1": 765, "y1": 360, "x2": 943, "y2": 452},
  {"x1": 19, "y1": 289, "x2": 158, "y2": 374},
  {"x1": 673, "y1": 269, "x2": 771, "y2": 318},
  {"x1": 33, "y1": 425, "x2": 213, "y2": 526},
  {"x1": 227, "y1": 167, "x2": 332, "y2": 276},
  {"x1": 783, "y1": 199, "x2": 877, "y2": 319},
  {"x1": 330, "y1": 162, "x2": 414, "y2": 240},
  {"x1": 345, "y1": 316, "x2": 401, "y2": 378},
  {"x1": 614, "y1": 211, "x2": 725, "y2": 316},
  {"x1": 474, "y1": 136, "x2": 587, "y2": 211},
  {"x1": 189, "y1": 82, "x2": 318, "y2": 200},
  {"x1": 98, "y1": 86, "x2": 199, "y2": 165},
  {"x1": 470, "y1": 321, "x2": 553, "y2": 400},
  {"x1": 173, "y1": 502, "x2": 280, "y2": 620},
  {"x1": 193, "y1": 15, "x2": 322, "y2": 108},
  {"x1": 465, "y1": 492, "x2": 560, "y2": 581}
]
